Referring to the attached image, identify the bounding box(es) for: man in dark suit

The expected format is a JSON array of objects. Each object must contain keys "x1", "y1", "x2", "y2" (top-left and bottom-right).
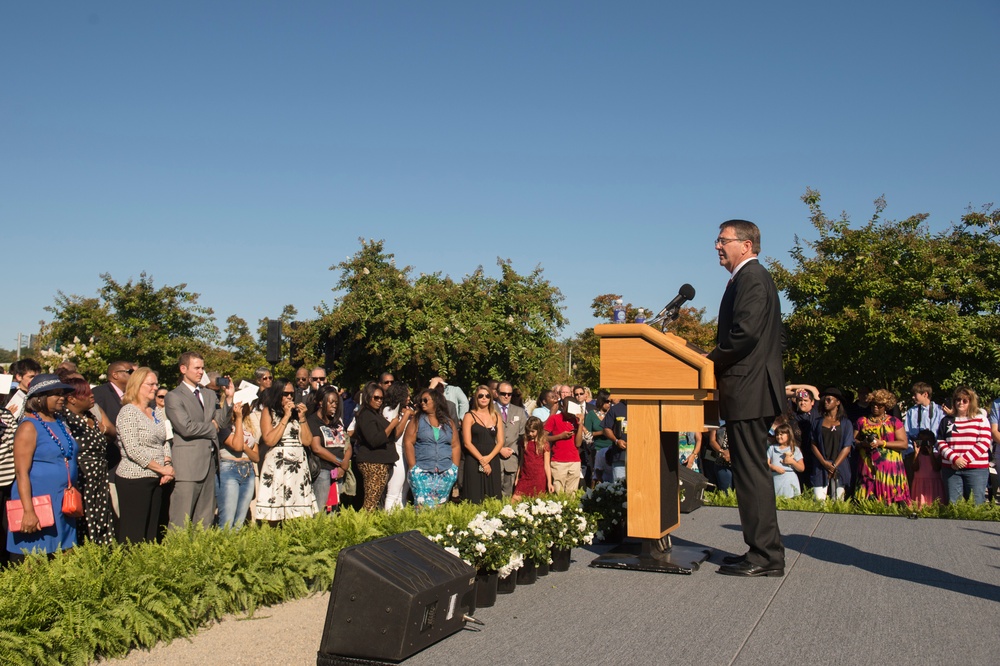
[
  {"x1": 91, "y1": 360, "x2": 134, "y2": 472},
  {"x1": 708, "y1": 219, "x2": 787, "y2": 577},
  {"x1": 164, "y1": 351, "x2": 231, "y2": 528}
]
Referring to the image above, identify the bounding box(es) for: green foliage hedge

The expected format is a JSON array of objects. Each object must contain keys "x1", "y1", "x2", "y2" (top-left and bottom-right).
[{"x1": 705, "y1": 489, "x2": 1000, "y2": 520}]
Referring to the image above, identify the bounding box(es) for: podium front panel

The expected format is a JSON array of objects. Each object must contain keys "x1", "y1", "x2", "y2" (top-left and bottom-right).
[{"x1": 627, "y1": 401, "x2": 680, "y2": 539}]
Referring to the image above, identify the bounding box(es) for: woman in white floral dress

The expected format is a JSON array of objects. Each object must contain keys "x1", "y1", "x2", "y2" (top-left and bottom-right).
[{"x1": 255, "y1": 379, "x2": 317, "y2": 524}]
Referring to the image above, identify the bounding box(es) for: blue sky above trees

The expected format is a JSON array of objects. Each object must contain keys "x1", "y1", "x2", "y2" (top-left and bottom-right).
[{"x1": 2, "y1": 1, "x2": 997, "y2": 351}]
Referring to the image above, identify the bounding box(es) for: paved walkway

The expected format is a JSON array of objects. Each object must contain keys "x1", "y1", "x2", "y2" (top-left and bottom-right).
[{"x1": 109, "y1": 507, "x2": 1000, "y2": 665}]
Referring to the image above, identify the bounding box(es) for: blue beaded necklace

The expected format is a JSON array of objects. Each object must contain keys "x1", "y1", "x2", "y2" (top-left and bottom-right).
[{"x1": 29, "y1": 412, "x2": 77, "y2": 461}]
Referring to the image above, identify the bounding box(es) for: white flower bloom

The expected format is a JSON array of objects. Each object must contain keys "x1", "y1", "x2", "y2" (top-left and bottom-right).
[
  {"x1": 362, "y1": 267, "x2": 370, "y2": 275},
  {"x1": 444, "y1": 546, "x2": 461, "y2": 559}
]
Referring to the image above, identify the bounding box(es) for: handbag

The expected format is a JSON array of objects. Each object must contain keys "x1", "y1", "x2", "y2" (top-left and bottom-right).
[
  {"x1": 6, "y1": 496, "x2": 56, "y2": 531},
  {"x1": 61, "y1": 459, "x2": 85, "y2": 518},
  {"x1": 306, "y1": 448, "x2": 321, "y2": 482}
]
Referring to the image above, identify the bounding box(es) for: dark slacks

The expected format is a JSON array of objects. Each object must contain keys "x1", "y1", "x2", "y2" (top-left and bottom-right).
[
  {"x1": 116, "y1": 476, "x2": 164, "y2": 544},
  {"x1": 727, "y1": 417, "x2": 784, "y2": 567}
]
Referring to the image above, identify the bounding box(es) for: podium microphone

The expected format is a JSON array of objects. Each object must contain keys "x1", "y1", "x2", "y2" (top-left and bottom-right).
[{"x1": 648, "y1": 284, "x2": 696, "y2": 326}]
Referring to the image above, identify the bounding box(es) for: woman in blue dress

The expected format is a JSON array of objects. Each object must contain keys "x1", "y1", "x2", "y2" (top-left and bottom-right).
[{"x1": 7, "y1": 374, "x2": 78, "y2": 560}]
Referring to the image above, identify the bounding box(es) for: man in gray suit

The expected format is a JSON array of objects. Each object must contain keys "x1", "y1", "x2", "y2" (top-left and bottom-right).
[
  {"x1": 164, "y1": 351, "x2": 231, "y2": 528},
  {"x1": 496, "y1": 381, "x2": 527, "y2": 497}
]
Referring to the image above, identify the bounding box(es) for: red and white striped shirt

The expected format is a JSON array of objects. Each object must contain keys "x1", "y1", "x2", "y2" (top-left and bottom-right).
[{"x1": 938, "y1": 414, "x2": 992, "y2": 469}]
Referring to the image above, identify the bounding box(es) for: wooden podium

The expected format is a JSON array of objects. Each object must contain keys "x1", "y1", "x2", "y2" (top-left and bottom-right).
[{"x1": 590, "y1": 324, "x2": 718, "y2": 574}]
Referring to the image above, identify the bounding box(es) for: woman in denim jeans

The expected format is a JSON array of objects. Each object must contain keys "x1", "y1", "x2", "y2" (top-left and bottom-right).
[
  {"x1": 306, "y1": 385, "x2": 351, "y2": 513},
  {"x1": 938, "y1": 386, "x2": 992, "y2": 505},
  {"x1": 216, "y1": 402, "x2": 259, "y2": 529}
]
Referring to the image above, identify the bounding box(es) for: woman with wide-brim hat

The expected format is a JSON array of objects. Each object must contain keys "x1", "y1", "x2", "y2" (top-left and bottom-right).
[{"x1": 6, "y1": 374, "x2": 79, "y2": 560}]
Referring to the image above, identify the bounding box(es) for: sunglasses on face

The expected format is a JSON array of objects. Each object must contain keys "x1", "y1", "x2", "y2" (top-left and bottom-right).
[
  {"x1": 955, "y1": 397, "x2": 970, "y2": 404},
  {"x1": 311, "y1": 376, "x2": 326, "y2": 381},
  {"x1": 476, "y1": 393, "x2": 490, "y2": 399},
  {"x1": 498, "y1": 391, "x2": 512, "y2": 397},
  {"x1": 372, "y1": 395, "x2": 384, "y2": 402},
  {"x1": 282, "y1": 392, "x2": 294, "y2": 397},
  {"x1": 156, "y1": 394, "x2": 167, "y2": 400},
  {"x1": 574, "y1": 392, "x2": 585, "y2": 397},
  {"x1": 420, "y1": 398, "x2": 432, "y2": 404}
]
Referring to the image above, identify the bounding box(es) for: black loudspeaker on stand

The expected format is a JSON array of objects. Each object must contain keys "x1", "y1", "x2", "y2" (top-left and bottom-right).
[
  {"x1": 265, "y1": 320, "x2": 282, "y2": 366},
  {"x1": 317, "y1": 531, "x2": 477, "y2": 665}
]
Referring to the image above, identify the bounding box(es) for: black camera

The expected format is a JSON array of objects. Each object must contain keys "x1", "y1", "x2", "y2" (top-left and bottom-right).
[
  {"x1": 216, "y1": 376, "x2": 230, "y2": 388},
  {"x1": 858, "y1": 431, "x2": 877, "y2": 446}
]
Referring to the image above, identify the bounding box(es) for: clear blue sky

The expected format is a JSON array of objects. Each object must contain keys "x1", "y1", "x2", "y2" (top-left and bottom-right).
[{"x1": 2, "y1": 2, "x2": 997, "y2": 354}]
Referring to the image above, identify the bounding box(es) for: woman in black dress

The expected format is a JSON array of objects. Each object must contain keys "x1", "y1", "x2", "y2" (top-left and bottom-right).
[
  {"x1": 61, "y1": 377, "x2": 115, "y2": 544},
  {"x1": 460, "y1": 385, "x2": 503, "y2": 503}
]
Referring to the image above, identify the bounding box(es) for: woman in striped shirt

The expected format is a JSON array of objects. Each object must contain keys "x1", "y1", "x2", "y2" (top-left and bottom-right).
[{"x1": 938, "y1": 386, "x2": 991, "y2": 505}]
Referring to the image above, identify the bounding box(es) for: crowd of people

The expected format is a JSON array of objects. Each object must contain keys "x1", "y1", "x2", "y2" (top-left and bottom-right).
[
  {"x1": 740, "y1": 381, "x2": 996, "y2": 509},
  {"x1": 1, "y1": 353, "x2": 996, "y2": 563},
  {"x1": 0, "y1": 357, "x2": 626, "y2": 562}
]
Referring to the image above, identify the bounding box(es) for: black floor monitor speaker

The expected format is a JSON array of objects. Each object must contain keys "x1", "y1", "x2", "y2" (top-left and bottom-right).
[
  {"x1": 679, "y1": 465, "x2": 710, "y2": 513},
  {"x1": 317, "y1": 531, "x2": 476, "y2": 665}
]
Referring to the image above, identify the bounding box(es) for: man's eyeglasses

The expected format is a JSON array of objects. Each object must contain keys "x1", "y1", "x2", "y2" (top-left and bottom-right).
[
  {"x1": 156, "y1": 394, "x2": 167, "y2": 400},
  {"x1": 114, "y1": 368, "x2": 134, "y2": 376},
  {"x1": 715, "y1": 237, "x2": 744, "y2": 246},
  {"x1": 260, "y1": 376, "x2": 272, "y2": 382},
  {"x1": 498, "y1": 391, "x2": 512, "y2": 397},
  {"x1": 311, "y1": 376, "x2": 326, "y2": 382},
  {"x1": 574, "y1": 391, "x2": 585, "y2": 397}
]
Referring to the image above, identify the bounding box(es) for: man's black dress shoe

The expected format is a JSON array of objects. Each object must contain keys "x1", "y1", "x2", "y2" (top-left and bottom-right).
[
  {"x1": 717, "y1": 560, "x2": 784, "y2": 577},
  {"x1": 722, "y1": 553, "x2": 747, "y2": 565}
]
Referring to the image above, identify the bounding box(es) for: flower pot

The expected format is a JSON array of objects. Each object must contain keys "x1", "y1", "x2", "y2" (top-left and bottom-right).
[
  {"x1": 536, "y1": 557, "x2": 550, "y2": 576},
  {"x1": 550, "y1": 547, "x2": 571, "y2": 572},
  {"x1": 497, "y1": 572, "x2": 517, "y2": 594},
  {"x1": 475, "y1": 570, "x2": 499, "y2": 608},
  {"x1": 515, "y1": 558, "x2": 537, "y2": 585}
]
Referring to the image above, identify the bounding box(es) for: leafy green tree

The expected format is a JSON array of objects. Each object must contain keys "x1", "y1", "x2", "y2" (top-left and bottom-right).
[
  {"x1": 41, "y1": 273, "x2": 218, "y2": 384},
  {"x1": 770, "y1": 189, "x2": 1000, "y2": 398},
  {"x1": 314, "y1": 239, "x2": 566, "y2": 395}
]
